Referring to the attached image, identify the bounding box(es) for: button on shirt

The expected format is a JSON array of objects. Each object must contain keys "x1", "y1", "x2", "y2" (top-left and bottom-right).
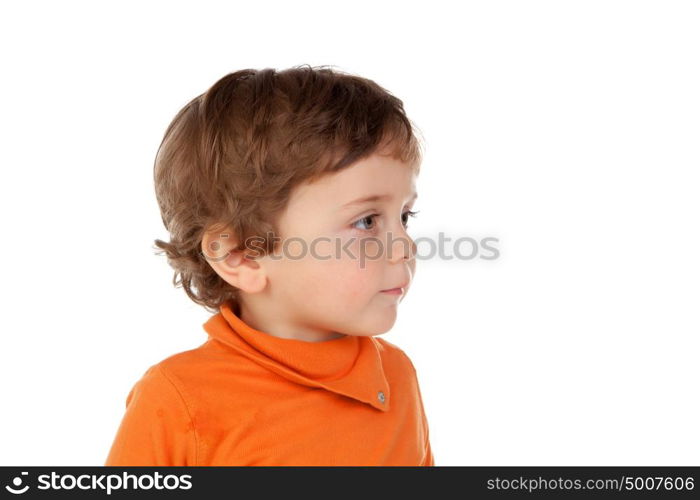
[{"x1": 105, "y1": 302, "x2": 434, "y2": 466}]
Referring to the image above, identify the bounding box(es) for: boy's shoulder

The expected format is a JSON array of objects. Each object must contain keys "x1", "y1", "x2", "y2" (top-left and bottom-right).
[
  {"x1": 155, "y1": 340, "x2": 214, "y2": 370},
  {"x1": 129, "y1": 339, "x2": 237, "y2": 394}
]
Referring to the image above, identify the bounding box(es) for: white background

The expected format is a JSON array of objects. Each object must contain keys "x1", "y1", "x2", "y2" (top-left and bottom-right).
[{"x1": 1, "y1": 0, "x2": 698, "y2": 466}]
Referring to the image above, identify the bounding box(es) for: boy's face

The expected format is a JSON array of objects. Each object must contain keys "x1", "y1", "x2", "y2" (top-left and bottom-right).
[
  {"x1": 209, "y1": 151, "x2": 418, "y2": 341},
  {"x1": 266, "y1": 152, "x2": 418, "y2": 337}
]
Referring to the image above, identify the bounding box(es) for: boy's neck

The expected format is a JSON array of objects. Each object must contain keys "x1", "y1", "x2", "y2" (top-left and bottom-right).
[{"x1": 238, "y1": 301, "x2": 347, "y2": 343}]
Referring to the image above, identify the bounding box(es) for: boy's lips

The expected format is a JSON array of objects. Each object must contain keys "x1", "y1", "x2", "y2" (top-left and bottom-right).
[{"x1": 381, "y1": 282, "x2": 408, "y2": 294}]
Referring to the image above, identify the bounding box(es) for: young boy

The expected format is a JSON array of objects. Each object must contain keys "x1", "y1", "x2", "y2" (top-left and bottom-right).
[{"x1": 104, "y1": 65, "x2": 434, "y2": 466}]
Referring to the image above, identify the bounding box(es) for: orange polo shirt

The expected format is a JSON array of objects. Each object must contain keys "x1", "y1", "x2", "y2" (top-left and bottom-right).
[{"x1": 105, "y1": 302, "x2": 434, "y2": 466}]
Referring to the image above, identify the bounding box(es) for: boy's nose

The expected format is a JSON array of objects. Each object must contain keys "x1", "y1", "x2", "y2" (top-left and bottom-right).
[{"x1": 387, "y1": 230, "x2": 416, "y2": 263}]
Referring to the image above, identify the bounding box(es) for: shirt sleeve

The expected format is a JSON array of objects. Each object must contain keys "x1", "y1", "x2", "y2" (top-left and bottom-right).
[
  {"x1": 412, "y1": 361, "x2": 435, "y2": 466},
  {"x1": 104, "y1": 364, "x2": 197, "y2": 466},
  {"x1": 422, "y1": 438, "x2": 435, "y2": 466}
]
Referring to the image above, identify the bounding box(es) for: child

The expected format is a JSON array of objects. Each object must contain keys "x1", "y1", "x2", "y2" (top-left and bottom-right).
[{"x1": 104, "y1": 65, "x2": 434, "y2": 466}]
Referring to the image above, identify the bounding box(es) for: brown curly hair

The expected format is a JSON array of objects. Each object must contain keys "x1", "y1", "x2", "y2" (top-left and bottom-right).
[{"x1": 152, "y1": 65, "x2": 423, "y2": 314}]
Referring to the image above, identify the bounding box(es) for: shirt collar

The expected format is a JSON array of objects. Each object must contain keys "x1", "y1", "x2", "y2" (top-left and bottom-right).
[{"x1": 202, "y1": 303, "x2": 391, "y2": 412}]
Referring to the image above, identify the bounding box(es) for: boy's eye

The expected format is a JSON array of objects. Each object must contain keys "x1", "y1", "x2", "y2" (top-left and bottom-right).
[
  {"x1": 402, "y1": 210, "x2": 419, "y2": 227},
  {"x1": 351, "y1": 210, "x2": 419, "y2": 232},
  {"x1": 352, "y1": 214, "x2": 379, "y2": 231}
]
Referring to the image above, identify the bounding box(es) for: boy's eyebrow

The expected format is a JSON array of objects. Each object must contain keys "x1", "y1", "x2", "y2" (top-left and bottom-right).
[{"x1": 339, "y1": 191, "x2": 418, "y2": 211}]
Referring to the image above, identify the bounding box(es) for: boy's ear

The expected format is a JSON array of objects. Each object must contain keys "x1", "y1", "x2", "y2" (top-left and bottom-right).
[{"x1": 201, "y1": 226, "x2": 267, "y2": 294}]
